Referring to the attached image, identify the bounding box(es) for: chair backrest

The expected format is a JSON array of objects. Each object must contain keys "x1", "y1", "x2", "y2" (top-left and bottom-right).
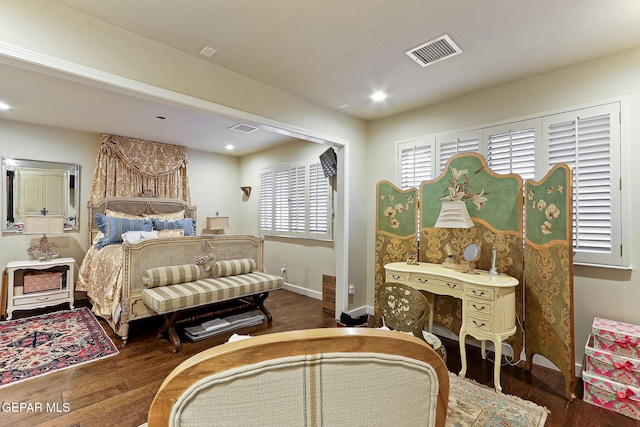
[
  {"x1": 377, "y1": 281, "x2": 431, "y2": 339},
  {"x1": 147, "y1": 328, "x2": 449, "y2": 427}
]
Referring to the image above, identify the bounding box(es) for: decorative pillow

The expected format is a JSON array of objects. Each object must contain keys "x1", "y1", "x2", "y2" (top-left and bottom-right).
[
  {"x1": 211, "y1": 259, "x2": 256, "y2": 278},
  {"x1": 121, "y1": 230, "x2": 159, "y2": 244},
  {"x1": 106, "y1": 209, "x2": 144, "y2": 220},
  {"x1": 157, "y1": 229, "x2": 185, "y2": 238},
  {"x1": 153, "y1": 218, "x2": 196, "y2": 236},
  {"x1": 142, "y1": 264, "x2": 201, "y2": 288},
  {"x1": 95, "y1": 215, "x2": 152, "y2": 248},
  {"x1": 151, "y1": 210, "x2": 185, "y2": 221}
]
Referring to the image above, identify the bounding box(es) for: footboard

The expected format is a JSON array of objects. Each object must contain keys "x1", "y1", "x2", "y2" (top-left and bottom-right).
[{"x1": 118, "y1": 234, "x2": 266, "y2": 343}]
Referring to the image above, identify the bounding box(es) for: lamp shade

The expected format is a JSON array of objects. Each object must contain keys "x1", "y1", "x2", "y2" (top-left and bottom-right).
[
  {"x1": 206, "y1": 216, "x2": 230, "y2": 230},
  {"x1": 23, "y1": 215, "x2": 65, "y2": 234},
  {"x1": 434, "y1": 201, "x2": 474, "y2": 228}
]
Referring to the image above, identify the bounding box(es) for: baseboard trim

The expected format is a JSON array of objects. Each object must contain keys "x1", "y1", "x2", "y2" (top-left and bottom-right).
[{"x1": 282, "y1": 283, "x2": 322, "y2": 300}]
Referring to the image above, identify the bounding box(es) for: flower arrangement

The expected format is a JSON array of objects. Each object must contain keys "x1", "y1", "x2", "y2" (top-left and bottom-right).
[{"x1": 439, "y1": 167, "x2": 488, "y2": 210}]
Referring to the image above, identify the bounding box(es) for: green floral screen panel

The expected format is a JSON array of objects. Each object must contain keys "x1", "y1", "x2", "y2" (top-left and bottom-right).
[
  {"x1": 421, "y1": 153, "x2": 522, "y2": 233},
  {"x1": 419, "y1": 153, "x2": 524, "y2": 358},
  {"x1": 377, "y1": 181, "x2": 418, "y2": 237},
  {"x1": 375, "y1": 181, "x2": 418, "y2": 321},
  {"x1": 524, "y1": 163, "x2": 576, "y2": 400}
]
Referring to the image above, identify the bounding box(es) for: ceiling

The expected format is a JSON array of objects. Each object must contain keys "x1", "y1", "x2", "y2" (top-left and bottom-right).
[{"x1": 1, "y1": 1, "x2": 640, "y2": 155}]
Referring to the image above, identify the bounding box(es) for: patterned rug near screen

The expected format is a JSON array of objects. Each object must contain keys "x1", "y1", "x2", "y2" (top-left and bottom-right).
[
  {"x1": 447, "y1": 373, "x2": 549, "y2": 427},
  {"x1": 0, "y1": 307, "x2": 119, "y2": 388}
]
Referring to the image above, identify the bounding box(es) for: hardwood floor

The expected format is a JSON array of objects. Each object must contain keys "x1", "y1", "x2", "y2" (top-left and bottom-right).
[{"x1": 1, "y1": 289, "x2": 636, "y2": 426}]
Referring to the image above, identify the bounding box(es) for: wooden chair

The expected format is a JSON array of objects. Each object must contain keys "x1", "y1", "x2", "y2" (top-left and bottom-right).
[
  {"x1": 377, "y1": 282, "x2": 447, "y2": 361},
  {"x1": 146, "y1": 328, "x2": 449, "y2": 427}
]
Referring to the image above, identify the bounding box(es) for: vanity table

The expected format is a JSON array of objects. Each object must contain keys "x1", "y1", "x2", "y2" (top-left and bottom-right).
[{"x1": 384, "y1": 262, "x2": 518, "y2": 393}]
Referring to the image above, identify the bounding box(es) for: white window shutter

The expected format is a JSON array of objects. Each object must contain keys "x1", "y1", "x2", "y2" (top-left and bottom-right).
[
  {"x1": 485, "y1": 120, "x2": 538, "y2": 180},
  {"x1": 399, "y1": 142, "x2": 432, "y2": 190},
  {"x1": 309, "y1": 161, "x2": 330, "y2": 236},
  {"x1": 543, "y1": 103, "x2": 621, "y2": 266},
  {"x1": 259, "y1": 170, "x2": 273, "y2": 231}
]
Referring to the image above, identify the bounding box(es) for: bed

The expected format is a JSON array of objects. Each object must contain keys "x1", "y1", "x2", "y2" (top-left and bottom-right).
[{"x1": 77, "y1": 197, "x2": 280, "y2": 347}]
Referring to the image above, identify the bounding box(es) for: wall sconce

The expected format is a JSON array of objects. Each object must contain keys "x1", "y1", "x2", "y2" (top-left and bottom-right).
[
  {"x1": 24, "y1": 215, "x2": 65, "y2": 261},
  {"x1": 240, "y1": 186, "x2": 251, "y2": 197},
  {"x1": 434, "y1": 201, "x2": 474, "y2": 269}
]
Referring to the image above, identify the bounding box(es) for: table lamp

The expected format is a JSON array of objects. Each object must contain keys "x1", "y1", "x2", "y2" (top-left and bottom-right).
[
  {"x1": 24, "y1": 214, "x2": 65, "y2": 261},
  {"x1": 434, "y1": 201, "x2": 474, "y2": 269}
]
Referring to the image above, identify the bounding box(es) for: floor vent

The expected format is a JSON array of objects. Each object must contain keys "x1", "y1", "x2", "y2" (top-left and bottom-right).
[
  {"x1": 229, "y1": 123, "x2": 259, "y2": 133},
  {"x1": 405, "y1": 34, "x2": 462, "y2": 67}
]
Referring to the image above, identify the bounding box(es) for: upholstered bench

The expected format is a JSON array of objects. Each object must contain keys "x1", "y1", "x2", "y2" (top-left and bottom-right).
[{"x1": 141, "y1": 259, "x2": 283, "y2": 352}]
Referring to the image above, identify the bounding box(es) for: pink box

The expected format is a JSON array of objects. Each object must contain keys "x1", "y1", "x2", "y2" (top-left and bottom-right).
[
  {"x1": 583, "y1": 370, "x2": 640, "y2": 421},
  {"x1": 585, "y1": 335, "x2": 640, "y2": 387},
  {"x1": 592, "y1": 317, "x2": 640, "y2": 359}
]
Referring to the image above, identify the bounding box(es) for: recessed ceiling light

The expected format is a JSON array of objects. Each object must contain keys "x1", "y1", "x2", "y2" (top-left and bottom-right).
[
  {"x1": 0, "y1": 102, "x2": 12, "y2": 110},
  {"x1": 224, "y1": 144, "x2": 235, "y2": 151},
  {"x1": 337, "y1": 103, "x2": 350, "y2": 109},
  {"x1": 370, "y1": 91, "x2": 388, "y2": 102}
]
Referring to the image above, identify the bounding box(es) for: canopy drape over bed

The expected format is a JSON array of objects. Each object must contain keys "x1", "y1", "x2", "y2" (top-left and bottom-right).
[{"x1": 90, "y1": 134, "x2": 191, "y2": 203}]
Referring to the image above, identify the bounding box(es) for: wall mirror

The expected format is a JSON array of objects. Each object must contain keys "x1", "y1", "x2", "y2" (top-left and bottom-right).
[{"x1": 2, "y1": 157, "x2": 80, "y2": 234}]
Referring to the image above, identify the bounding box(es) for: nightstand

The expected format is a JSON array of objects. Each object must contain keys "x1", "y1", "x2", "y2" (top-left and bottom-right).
[{"x1": 5, "y1": 257, "x2": 75, "y2": 320}]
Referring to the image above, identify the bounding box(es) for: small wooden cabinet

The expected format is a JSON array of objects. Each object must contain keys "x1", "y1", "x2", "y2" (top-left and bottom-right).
[{"x1": 5, "y1": 257, "x2": 75, "y2": 320}]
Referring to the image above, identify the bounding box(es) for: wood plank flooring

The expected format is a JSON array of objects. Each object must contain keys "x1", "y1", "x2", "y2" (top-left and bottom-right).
[{"x1": 1, "y1": 289, "x2": 636, "y2": 426}]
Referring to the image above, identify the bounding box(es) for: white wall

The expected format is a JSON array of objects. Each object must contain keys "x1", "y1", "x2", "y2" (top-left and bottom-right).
[
  {"x1": 239, "y1": 139, "x2": 336, "y2": 297},
  {"x1": 366, "y1": 48, "x2": 640, "y2": 366}
]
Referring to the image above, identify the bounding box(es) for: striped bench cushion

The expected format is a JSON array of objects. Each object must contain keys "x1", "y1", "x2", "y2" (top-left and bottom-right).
[
  {"x1": 143, "y1": 264, "x2": 201, "y2": 288},
  {"x1": 211, "y1": 258, "x2": 256, "y2": 277},
  {"x1": 142, "y1": 272, "x2": 283, "y2": 314}
]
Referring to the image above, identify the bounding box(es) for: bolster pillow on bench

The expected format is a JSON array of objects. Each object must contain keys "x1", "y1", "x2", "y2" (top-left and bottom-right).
[
  {"x1": 211, "y1": 259, "x2": 256, "y2": 277},
  {"x1": 143, "y1": 264, "x2": 201, "y2": 288}
]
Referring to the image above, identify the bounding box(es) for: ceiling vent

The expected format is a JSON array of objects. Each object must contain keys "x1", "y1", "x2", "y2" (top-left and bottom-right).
[
  {"x1": 229, "y1": 123, "x2": 259, "y2": 133},
  {"x1": 405, "y1": 34, "x2": 462, "y2": 67}
]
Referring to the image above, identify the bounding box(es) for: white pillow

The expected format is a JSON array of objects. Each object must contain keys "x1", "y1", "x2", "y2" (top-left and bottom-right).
[{"x1": 121, "y1": 230, "x2": 159, "y2": 244}]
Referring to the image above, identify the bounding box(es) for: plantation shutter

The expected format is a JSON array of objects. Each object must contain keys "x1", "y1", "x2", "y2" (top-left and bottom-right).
[
  {"x1": 438, "y1": 133, "x2": 480, "y2": 174},
  {"x1": 543, "y1": 103, "x2": 621, "y2": 266},
  {"x1": 399, "y1": 142, "x2": 432, "y2": 190},
  {"x1": 485, "y1": 120, "x2": 538, "y2": 180},
  {"x1": 273, "y1": 167, "x2": 291, "y2": 231},
  {"x1": 259, "y1": 170, "x2": 273, "y2": 231},
  {"x1": 289, "y1": 163, "x2": 306, "y2": 233},
  {"x1": 309, "y1": 161, "x2": 330, "y2": 236},
  {"x1": 259, "y1": 160, "x2": 332, "y2": 239}
]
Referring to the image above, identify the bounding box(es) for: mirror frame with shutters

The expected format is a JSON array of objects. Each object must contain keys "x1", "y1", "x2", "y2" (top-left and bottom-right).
[{"x1": 2, "y1": 157, "x2": 80, "y2": 234}]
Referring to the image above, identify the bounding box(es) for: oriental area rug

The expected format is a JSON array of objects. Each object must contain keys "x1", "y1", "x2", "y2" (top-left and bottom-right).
[
  {"x1": 446, "y1": 373, "x2": 549, "y2": 427},
  {"x1": 0, "y1": 307, "x2": 119, "y2": 388}
]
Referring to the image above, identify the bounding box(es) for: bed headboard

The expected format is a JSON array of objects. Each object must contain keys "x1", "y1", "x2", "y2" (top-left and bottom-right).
[{"x1": 86, "y1": 197, "x2": 197, "y2": 249}]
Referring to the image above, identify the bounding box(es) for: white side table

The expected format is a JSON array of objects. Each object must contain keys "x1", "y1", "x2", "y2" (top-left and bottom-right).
[{"x1": 5, "y1": 257, "x2": 75, "y2": 320}]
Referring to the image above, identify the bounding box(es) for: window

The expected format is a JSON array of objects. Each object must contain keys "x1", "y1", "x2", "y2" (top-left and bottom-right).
[
  {"x1": 397, "y1": 101, "x2": 624, "y2": 267},
  {"x1": 260, "y1": 160, "x2": 332, "y2": 239}
]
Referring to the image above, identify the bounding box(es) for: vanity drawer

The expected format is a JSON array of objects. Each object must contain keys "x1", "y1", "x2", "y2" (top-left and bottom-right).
[
  {"x1": 467, "y1": 315, "x2": 494, "y2": 332},
  {"x1": 386, "y1": 271, "x2": 407, "y2": 282},
  {"x1": 465, "y1": 286, "x2": 494, "y2": 300},
  {"x1": 412, "y1": 274, "x2": 461, "y2": 290},
  {"x1": 466, "y1": 299, "x2": 494, "y2": 315}
]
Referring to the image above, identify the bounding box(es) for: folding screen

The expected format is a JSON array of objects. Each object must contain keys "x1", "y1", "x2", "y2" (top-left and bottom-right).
[
  {"x1": 524, "y1": 164, "x2": 576, "y2": 400},
  {"x1": 375, "y1": 153, "x2": 576, "y2": 400}
]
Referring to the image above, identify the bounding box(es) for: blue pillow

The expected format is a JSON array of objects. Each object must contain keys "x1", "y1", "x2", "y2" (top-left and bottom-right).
[
  {"x1": 153, "y1": 218, "x2": 196, "y2": 236},
  {"x1": 95, "y1": 215, "x2": 152, "y2": 248}
]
